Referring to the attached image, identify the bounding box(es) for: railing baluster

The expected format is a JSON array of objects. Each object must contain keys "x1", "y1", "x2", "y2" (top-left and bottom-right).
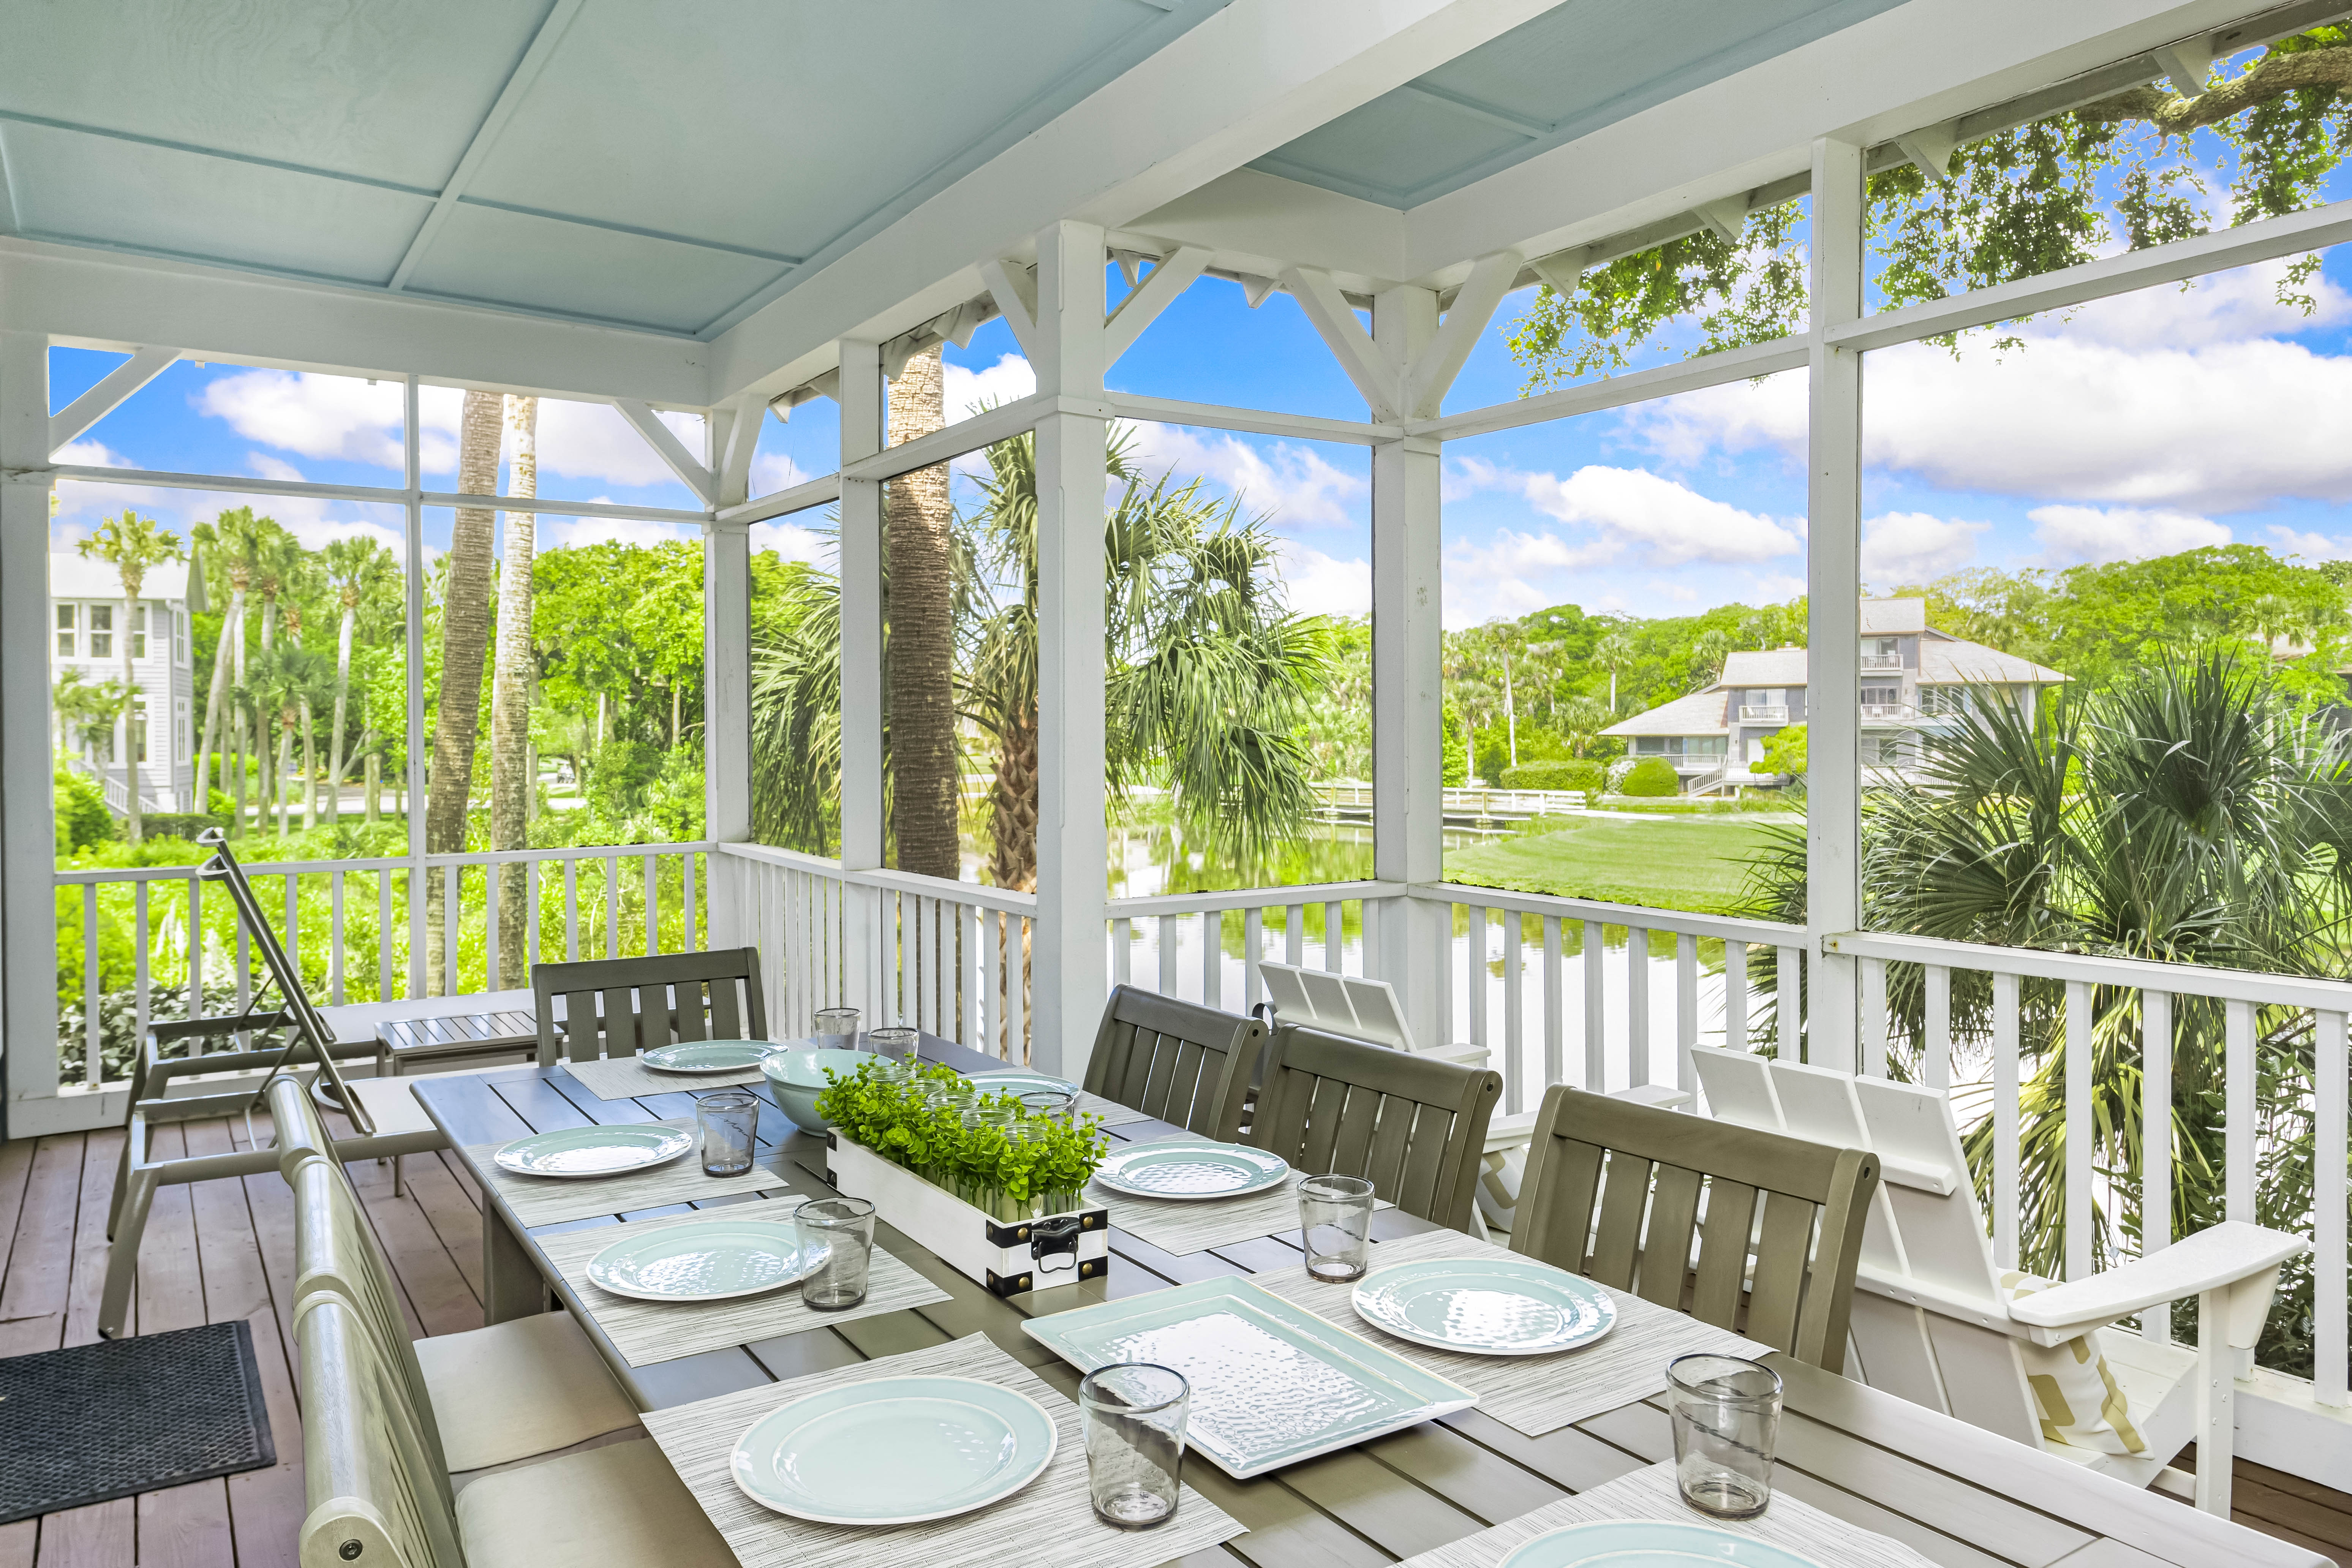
[
  {"x1": 1112, "y1": 917, "x2": 1132, "y2": 986},
  {"x1": 2225, "y1": 997, "x2": 2255, "y2": 1226},
  {"x1": 1542, "y1": 915, "x2": 1563, "y2": 1091},
  {"x1": 1775, "y1": 945, "x2": 1800, "y2": 1061},
  {"x1": 134, "y1": 881, "x2": 151, "y2": 1051},
  {"x1": 1860, "y1": 957, "x2": 1886, "y2": 1078},
  {"x1": 329, "y1": 871, "x2": 345, "y2": 1006},
  {"x1": 644, "y1": 853, "x2": 658, "y2": 955},
  {"x1": 377, "y1": 868, "x2": 392, "y2": 1002},
  {"x1": 605, "y1": 852, "x2": 621, "y2": 959},
  {"x1": 84, "y1": 885, "x2": 101, "y2": 1086},
  {"x1": 1466, "y1": 906, "x2": 1488, "y2": 1058},
  {"x1": 2066, "y1": 978, "x2": 2094, "y2": 1282},
  {"x1": 1285, "y1": 903, "x2": 1304, "y2": 967},
  {"x1": 2142, "y1": 988, "x2": 2173, "y2": 1344},
  {"x1": 1243, "y1": 908, "x2": 1263, "y2": 1012},
  {"x1": 1723, "y1": 939, "x2": 1747, "y2": 1053},
  {"x1": 1626, "y1": 926, "x2": 1649, "y2": 1088},
  {"x1": 1993, "y1": 970, "x2": 2022, "y2": 1271},
  {"x1": 284, "y1": 871, "x2": 300, "y2": 987},
  {"x1": 961, "y1": 901, "x2": 979, "y2": 1046},
  {"x1": 1158, "y1": 912, "x2": 1179, "y2": 999},
  {"x1": 1323, "y1": 900, "x2": 1343, "y2": 972},
  {"x1": 484, "y1": 860, "x2": 500, "y2": 990},
  {"x1": 683, "y1": 851, "x2": 696, "y2": 950},
  {"x1": 1014, "y1": 916, "x2": 1030, "y2": 1063},
  {"x1": 1203, "y1": 909, "x2": 1221, "y2": 1010},
  {"x1": 1436, "y1": 901, "x2": 1453, "y2": 1050},
  {"x1": 564, "y1": 858, "x2": 580, "y2": 962},
  {"x1": 188, "y1": 874, "x2": 204, "y2": 1022},
  {"x1": 1675, "y1": 932, "x2": 1698, "y2": 1097},
  {"x1": 445, "y1": 865, "x2": 462, "y2": 994},
  {"x1": 1582, "y1": 918, "x2": 1604, "y2": 1089},
  {"x1": 526, "y1": 860, "x2": 540, "y2": 977},
  {"x1": 1502, "y1": 912, "x2": 1523, "y2": 1116},
  {"x1": 1924, "y1": 964, "x2": 1951, "y2": 1091},
  {"x1": 982, "y1": 910, "x2": 1001, "y2": 1056},
  {"x1": 2317, "y1": 1007, "x2": 2348, "y2": 1408}
]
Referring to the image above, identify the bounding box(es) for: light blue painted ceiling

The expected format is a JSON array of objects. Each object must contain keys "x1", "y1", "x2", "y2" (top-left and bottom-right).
[
  {"x1": 1253, "y1": 0, "x2": 1911, "y2": 207},
  {"x1": 0, "y1": 0, "x2": 1224, "y2": 339}
]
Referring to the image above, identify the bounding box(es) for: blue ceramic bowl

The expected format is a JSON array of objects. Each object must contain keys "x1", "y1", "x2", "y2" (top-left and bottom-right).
[{"x1": 761, "y1": 1047, "x2": 884, "y2": 1133}]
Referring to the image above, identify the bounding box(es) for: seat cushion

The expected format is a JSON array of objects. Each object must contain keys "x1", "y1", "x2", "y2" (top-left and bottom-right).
[
  {"x1": 342, "y1": 1063, "x2": 523, "y2": 1138},
  {"x1": 415, "y1": 1310, "x2": 641, "y2": 1472},
  {"x1": 454, "y1": 1437, "x2": 732, "y2": 1568},
  {"x1": 1999, "y1": 1269, "x2": 2148, "y2": 1454}
]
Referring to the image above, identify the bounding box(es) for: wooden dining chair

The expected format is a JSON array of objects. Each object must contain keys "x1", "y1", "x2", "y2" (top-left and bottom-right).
[
  {"x1": 1247, "y1": 1023, "x2": 1501, "y2": 1231},
  {"x1": 1082, "y1": 985, "x2": 1265, "y2": 1140},
  {"x1": 1510, "y1": 1083, "x2": 1880, "y2": 1374},
  {"x1": 531, "y1": 947, "x2": 768, "y2": 1064}
]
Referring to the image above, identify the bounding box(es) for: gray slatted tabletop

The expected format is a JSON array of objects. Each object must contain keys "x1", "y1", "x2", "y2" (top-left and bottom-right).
[{"x1": 412, "y1": 1032, "x2": 2324, "y2": 1568}]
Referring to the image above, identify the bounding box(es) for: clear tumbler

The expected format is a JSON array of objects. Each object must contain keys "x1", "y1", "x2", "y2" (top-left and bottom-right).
[
  {"x1": 696, "y1": 1088, "x2": 760, "y2": 1177},
  {"x1": 1298, "y1": 1173, "x2": 1376, "y2": 1282},
  {"x1": 1667, "y1": 1353, "x2": 1782, "y2": 1519},
  {"x1": 795, "y1": 1197, "x2": 877, "y2": 1311},
  {"x1": 1080, "y1": 1363, "x2": 1190, "y2": 1529},
  {"x1": 812, "y1": 1006, "x2": 860, "y2": 1045}
]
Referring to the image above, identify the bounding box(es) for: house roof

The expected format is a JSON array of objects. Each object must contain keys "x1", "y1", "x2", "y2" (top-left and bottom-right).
[
  {"x1": 1860, "y1": 598, "x2": 1928, "y2": 635},
  {"x1": 1720, "y1": 648, "x2": 1808, "y2": 687},
  {"x1": 1919, "y1": 643, "x2": 2065, "y2": 683},
  {"x1": 1601, "y1": 689, "x2": 1728, "y2": 738},
  {"x1": 50, "y1": 553, "x2": 204, "y2": 612}
]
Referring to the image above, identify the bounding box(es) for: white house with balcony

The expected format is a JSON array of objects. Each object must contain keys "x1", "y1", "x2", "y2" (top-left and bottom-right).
[
  {"x1": 1602, "y1": 599, "x2": 2066, "y2": 792},
  {"x1": 48, "y1": 551, "x2": 202, "y2": 814}
]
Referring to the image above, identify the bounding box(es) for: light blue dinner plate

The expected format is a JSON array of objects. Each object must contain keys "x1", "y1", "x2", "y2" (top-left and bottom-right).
[
  {"x1": 493, "y1": 1122, "x2": 694, "y2": 1179},
  {"x1": 1021, "y1": 1275, "x2": 1476, "y2": 1478},
  {"x1": 1092, "y1": 1138, "x2": 1290, "y2": 1200},
  {"x1": 729, "y1": 1375, "x2": 1058, "y2": 1525},
  {"x1": 1499, "y1": 1521, "x2": 1825, "y2": 1567},
  {"x1": 1351, "y1": 1256, "x2": 1616, "y2": 1356},
  {"x1": 586, "y1": 1217, "x2": 809, "y2": 1302},
  {"x1": 640, "y1": 1039, "x2": 777, "y2": 1073},
  {"x1": 969, "y1": 1070, "x2": 1080, "y2": 1100}
]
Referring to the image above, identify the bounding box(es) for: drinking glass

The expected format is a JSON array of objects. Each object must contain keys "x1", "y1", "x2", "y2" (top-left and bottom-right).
[
  {"x1": 867, "y1": 1024, "x2": 920, "y2": 1067},
  {"x1": 1667, "y1": 1354, "x2": 1782, "y2": 1519},
  {"x1": 1019, "y1": 1089, "x2": 1076, "y2": 1120},
  {"x1": 695, "y1": 1088, "x2": 760, "y2": 1177},
  {"x1": 795, "y1": 1197, "x2": 877, "y2": 1311},
  {"x1": 812, "y1": 1006, "x2": 860, "y2": 1046},
  {"x1": 1298, "y1": 1174, "x2": 1375, "y2": 1282},
  {"x1": 1080, "y1": 1364, "x2": 1190, "y2": 1529}
]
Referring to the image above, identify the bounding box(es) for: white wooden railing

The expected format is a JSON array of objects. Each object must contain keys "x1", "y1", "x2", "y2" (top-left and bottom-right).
[{"x1": 63, "y1": 754, "x2": 162, "y2": 816}]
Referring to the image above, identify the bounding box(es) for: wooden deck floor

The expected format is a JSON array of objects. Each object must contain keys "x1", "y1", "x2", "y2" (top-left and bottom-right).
[{"x1": 2, "y1": 1116, "x2": 2348, "y2": 1568}]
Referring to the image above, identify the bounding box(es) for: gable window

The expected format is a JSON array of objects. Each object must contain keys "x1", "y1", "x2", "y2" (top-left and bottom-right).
[
  {"x1": 172, "y1": 607, "x2": 188, "y2": 665},
  {"x1": 54, "y1": 604, "x2": 76, "y2": 658},
  {"x1": 132, "y1": 605, "x2": 147, "y2": 659},
  {"x1": 88, "y1": 605, "x2": 112, "y2": 658},
  {"x1": 132, "y1": 696, "x2": 149, "y2": 763}
]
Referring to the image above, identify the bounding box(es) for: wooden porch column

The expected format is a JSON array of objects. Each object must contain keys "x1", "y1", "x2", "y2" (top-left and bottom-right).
[
  {"x1": 1030, "y1": 220, "x2": 1109, "y2": 1079},
  {"x1": 0, "y1": 330, "x2": 58, "y2": 1133},
  {"x1": 702, "y1": 400, "x2": 756, "y2": 949},
  {"x1": 1370, "y1": 286, "x2": 1448, "y2": 1054},
  {"x1": 838, "y1": 340, "x2": 887, "y2": 1016},
  {"x1": 1805, "y1": 136, "x2": 1866, "y2": 1070}
]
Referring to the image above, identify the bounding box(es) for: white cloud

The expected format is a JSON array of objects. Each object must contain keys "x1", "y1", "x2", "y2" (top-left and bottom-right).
[
  {"x1": 536, "y1": 515, "x2": 697, "y2": 551},
  {"x1": 942, "y1": 353, "x2": 1035, "y2": 421},
  {"x1": 750, "y1": 451, "x2": 812, "y2": 496},
  {"x1": 56, "y1": 439, "x2": 134, "y2": 468},
  {"x1": 1274, "y1": 540, "x2": 1369, "y2": 617},
  {"x1": 1454, "y1": 457, "x2": 1802, "y2": 566},
  {"x1": 750, "y1": 519, "x2": 831, "y2": 565},
  {"x1": 1441, "y1": 528, "x2": 1614, "y2": 626},
  {"x1": 1860, "y1": 511, "x2": 1990, "y2": 583},
  {"x1": 2267, "y1": 523, "x2": 2352, "y2": 560},
  {"x1": 2028, "y1": 504, "x2": 2229, "y2": 565},
  {"x1": 1122, "y1": 424, "x2": 1366, "y2": 528}
]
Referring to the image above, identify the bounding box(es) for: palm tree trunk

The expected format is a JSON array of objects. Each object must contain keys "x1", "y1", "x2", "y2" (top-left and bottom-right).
[
  {"x1": 491, "y1": 395, "x2": 539, "y2": 989},
  {"x1": 885, "y1": 344, "x2": 959, "y2": 880},
  {"x1": 121, "y1": 586, "x2": 142, "y2": 844},
  {"x1": 428, "y1": 389, "x2": 504, "y2": 994},
  {"x1": 279, "y1": 714, "x2": 297, "y2": 840},
  {"x1": 989, "y1": 704, "x2": 1039, "y2": 892},
  {"x1": 329, "y1": 602, "x2": 354, "y2": 829},
  {"x1": 198, "y1": 587, "x2": 240, "y2": 818},
  {"x1": 301, "y1": 700, "x2": 318, "y2": 832}
]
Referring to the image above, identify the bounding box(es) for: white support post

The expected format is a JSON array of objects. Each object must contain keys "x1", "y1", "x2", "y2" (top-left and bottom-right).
[
  {"x1": 838, "y1": 340, "x2": 887, "y2": 1016},
  {"x1": 1, "y1": 330, "x2": 57, "y2": 1130},
  {"x1": 1031, "y1": 220, "x2": 1110, "y2": 1080},
  {"x1": 1104, "y1": 245, "x2": 1211, "y2": 369},
  {"x1": 704, "y1": 401, "x2": 754, "y2": 949},
  {"x1": 1805, "y1": 136, "x2": 1864, "y2": 1073},
  {"x1": 404, "y1": 375, "x2": 427, "y2": 999},
  {"x1": 1370, "y1": 283, "x2": 1446, "y2": 1054},
  {"x1": 1284, "y1": 267, "x2": 1399, "y2": 419},
  {"x1": 47, "y1": 345, "x2": 177, "y2": 455},
  {"x1": 615, "y1": 399, "x2": 717, "y2": 506}
]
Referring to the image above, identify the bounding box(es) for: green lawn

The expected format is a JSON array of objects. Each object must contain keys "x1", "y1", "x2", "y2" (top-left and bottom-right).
[{"x1": 1440, "y1": 813, "x2": 1795, "y2": 915}]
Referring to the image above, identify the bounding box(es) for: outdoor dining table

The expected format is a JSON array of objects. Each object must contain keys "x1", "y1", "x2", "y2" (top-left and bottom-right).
[{"x1": 410, "y1": 1032, "x2": 2325, "y2": 1568}]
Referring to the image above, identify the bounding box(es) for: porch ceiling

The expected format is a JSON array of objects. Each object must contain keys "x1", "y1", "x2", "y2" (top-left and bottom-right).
[
  {"x1": 0, "y1": 0, "x2": 1226, "y2": 341},
  {"x1": 1250, "y1": 0, "x2": 1910, "y2": 208}
]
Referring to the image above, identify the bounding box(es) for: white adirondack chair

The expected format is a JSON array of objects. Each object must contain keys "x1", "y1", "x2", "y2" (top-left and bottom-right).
[{"x1": 1690, "y1": 1044, "x2": 2306, "y2": 1516}]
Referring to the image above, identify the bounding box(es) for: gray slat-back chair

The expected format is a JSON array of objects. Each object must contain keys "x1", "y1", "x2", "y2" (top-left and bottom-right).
[
  {"x1": 1511, "y1": 1083, "x2": 1880, "y2": 1373},
  {"x1": 1248, "y1": 1024, "x2": 1501, "y2": 1231},
  {"x1": 1082, "y1": 986, "x2": 1264, "y2": 1140},
  {"x1": 531, "y1": 947, "x2": 767, "y2": 1064}
]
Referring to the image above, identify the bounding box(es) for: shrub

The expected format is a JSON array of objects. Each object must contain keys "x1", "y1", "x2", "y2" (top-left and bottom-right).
[
  {"x1": 586, "y1": 740, "x2": 661, "y2": 818},
  {"x1": 1500, "y1": 759, "x2": 1602, "y2": 792},
  {"x1": 1619, "y1": 757, "x2": 1683, "y2": 797},
  {"x1": 54, "y1": 767, "x2": 115, "y2": 853}
]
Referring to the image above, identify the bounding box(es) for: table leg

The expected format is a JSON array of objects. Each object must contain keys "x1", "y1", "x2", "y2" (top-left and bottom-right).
[{"x1": 482, "y1": 1202, "x2": 542, "y2": 1323}]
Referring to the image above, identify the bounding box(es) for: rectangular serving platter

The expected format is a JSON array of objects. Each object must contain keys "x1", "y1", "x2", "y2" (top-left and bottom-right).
[{"x1": 1021, "y1": 1275, "x2": 1477, "y2": 1477}]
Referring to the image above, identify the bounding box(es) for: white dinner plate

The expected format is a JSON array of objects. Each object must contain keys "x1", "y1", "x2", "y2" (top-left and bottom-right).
[
  {"x1": 1351, "y1": 1255, "x2": 1616, "y2": 1355},
  {"x1": 640, "y1": 1039, "x2": 777, "y2": 1073},
  {"x1": 730, "y1": 1376, "x2": 1057, "y2": 1524},
  {"x1": 493, "y1": 1123, "x2": 694, "y2": 1179},
  {"x1": 1091, "y1": 1138, "x2": 1290, "y2": 1200},
  {"x1": 1498, "y1": 1521, "x2": 1826, "y2": 1567},
  {"x1": 585, "y1": 1216, "x2": 810, "y2": 1302}
]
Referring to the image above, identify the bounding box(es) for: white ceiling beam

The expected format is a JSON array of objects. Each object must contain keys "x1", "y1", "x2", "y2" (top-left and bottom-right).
[
  {"x1": 716, "y1": 470, "x2": 841, "y2": 527},
  {"x1": 1281, "y1": 264, "x2": 1397, "y2": 418},
  {"x1": 714, "y1": 395, "x2": 765, "y2": 508},
  {"x1": 388, "y1": 0, "x2": 585, "y2": 292},
  {"x1": 47, "y1": 345, "x2": 176, "y2": 455},
  {"x1": 615, "y1": 399, "x2": 717, "y2": 506},
  {"x1": 978, "y1": 258, "x2": 1039, "y2": 360},
  {"x1": 707, "y1": 0, "x2": 1563, "y2": 405},
  {"x1": 1103, "y1": 244, "x2": 1211, "y2": 367},
  {"x1": 1401, "y1": 246, "x2": 1519, "y2": 418}
]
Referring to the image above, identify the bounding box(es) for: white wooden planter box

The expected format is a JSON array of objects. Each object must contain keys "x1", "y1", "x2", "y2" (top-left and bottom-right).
[{"x1": 824, "y1": 1132, "x2": 1110, "y2": 1298}]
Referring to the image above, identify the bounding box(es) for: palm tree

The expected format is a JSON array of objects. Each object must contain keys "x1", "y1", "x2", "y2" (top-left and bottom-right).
[
  {"x1": 1593, "y1": 630, "x2": 1634, "y2": 714},
  {"x1": 77, "y1": 509, "x2": 183, "y2": 842},
  {"x1": 885, "y1": 345, "x2": 959, "y2": 879},
  {"x1": 427, "y1": 389, "x2": 505, "y2": 994},
  {"x1": 1740, "y1": 651, "x2": 2352, "y2": 1369},
  {"x1": 491, "y1": 394, "x2": 540, "y2": 986},
  {"x1": 52, "y1": 669, "x2": 130, "y2": 765},
  {"x1": 1689, "y1": 627, "x2": 1733, "y2": 692},
  {"x1": 190, "y1": 507, "x2": 267, "y2": 831},
  {"x1": 245, "y1": 645, "x2": 335, "y2": 839},
  {"x1": 321, "y1": 537, "x2": 397, "y2": 829},
  {"x1": 750, "y1": 561, "x2": 844, "y2": 855}
]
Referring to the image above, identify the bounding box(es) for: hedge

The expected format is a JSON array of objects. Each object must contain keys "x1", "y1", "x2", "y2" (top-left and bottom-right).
[
  {"x1": 1498, "y1": 759, "x2": 1603, "y2": 792},
  {"x1": 1619, "y1": 757, "x2": 1684, "y2": 797}
]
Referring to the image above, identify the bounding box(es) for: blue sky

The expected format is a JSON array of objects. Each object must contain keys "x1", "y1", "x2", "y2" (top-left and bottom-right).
[{"x1": 48, "y1": 232, "x2": 2352, "y2": 634}]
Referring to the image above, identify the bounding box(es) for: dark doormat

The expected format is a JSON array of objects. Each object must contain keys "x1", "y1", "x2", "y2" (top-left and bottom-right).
[{"x1": 0, "y1": 1321, "x2": 276, "y2": 1524}]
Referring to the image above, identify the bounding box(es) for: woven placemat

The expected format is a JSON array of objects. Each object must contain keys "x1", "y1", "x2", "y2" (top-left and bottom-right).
[
  {"x1": 1092, "y1": 1151, "x2": 1390, "y2": 1256},
  {"x1": 1249, "y1": 1228, "x2": 1768, "y2": 1437},
  {"x1": 1395, "y1": 1459, "x2": 1939, "y2": 1568},
  {"x1": 470, "y1": 1120, "x2": 793, "y2": 1227},
  {"x1": 537, "y1": 1198, "x2": 953, "y2": 1366},
  {"x1": 643, "y1": 1332, "x2": 1242, "y2": 1568},
  {"x1": 561, "y1": 1053, "x2": 770, "y2": 1100}
]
